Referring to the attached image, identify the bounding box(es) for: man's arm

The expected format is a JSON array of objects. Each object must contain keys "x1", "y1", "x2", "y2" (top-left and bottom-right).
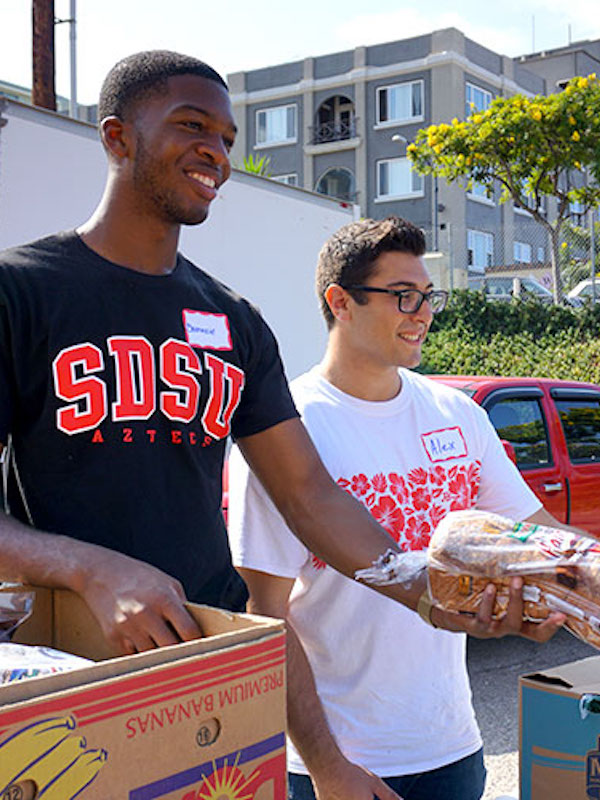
[
  {"x1": 525, "y1": 505, "x2": 587, "y2": 536},
  {"x1": 0, "y1": 445, "x2": 201, "y2": 654},
  {"x1": 237, "y1": 418, "x2": 565, "y2": 641},
  {"x1": 238, "y1": 566, "x2": 402, "y2": 800}
]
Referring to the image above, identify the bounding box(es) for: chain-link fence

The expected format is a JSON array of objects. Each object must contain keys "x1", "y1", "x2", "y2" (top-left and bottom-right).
[{"x1": 421, "y1": 215, "x2": 599, "y2": 299}]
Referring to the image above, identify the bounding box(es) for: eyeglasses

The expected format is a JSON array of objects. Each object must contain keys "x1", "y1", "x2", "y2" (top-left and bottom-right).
[{"x1": 343, "y1": 285, "x2": 449, "y2": 315}]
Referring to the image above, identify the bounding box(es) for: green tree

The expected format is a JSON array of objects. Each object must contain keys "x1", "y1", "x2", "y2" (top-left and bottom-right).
[{"x1": 407, "y1": 74, "x2": 600, "y2": 302}]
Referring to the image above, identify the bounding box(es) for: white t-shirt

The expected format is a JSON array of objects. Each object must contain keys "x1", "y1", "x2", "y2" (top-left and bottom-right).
[{"x1": 228, "y1": 367, "x2": 541, "y2": 776}]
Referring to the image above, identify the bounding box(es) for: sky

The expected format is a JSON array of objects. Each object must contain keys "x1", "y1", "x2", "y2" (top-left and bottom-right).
[{"x1": 1, "y1": 0, "x2": 600, "y2": 106}]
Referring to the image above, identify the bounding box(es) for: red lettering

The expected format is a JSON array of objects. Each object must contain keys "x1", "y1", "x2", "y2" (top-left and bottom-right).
[
  {"x1": 160, "y1": 339, "x2": 202, "y2": 422},
  {"x1": 53, "y1": 344, "x2": 107, "y2": 434},
  {"x1": 108, "y1": 336, "x2": 155, "y2": 421},
  {"x1": 53, "y1": 338, "x2": 247, "y2": 440},
  {"x1": 202, "y1": 353, "x2": 245, "y2": 440}
]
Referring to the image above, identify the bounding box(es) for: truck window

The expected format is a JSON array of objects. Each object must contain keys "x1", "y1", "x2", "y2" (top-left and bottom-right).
[
  {"x1": 554, "y1": 398, "x2": 600, "y2": 462},
  {"x1": 487, "y1": 398, "x2": 550, "y2": 468}
]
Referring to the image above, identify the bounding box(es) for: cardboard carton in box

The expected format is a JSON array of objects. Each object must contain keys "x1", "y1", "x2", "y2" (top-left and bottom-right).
[
  {"x1": 0, "y1": 588, "x2": 286, "y2": 800},
  {"x1": 520, "y1": 655, "x2": 600, "y2": 800}
]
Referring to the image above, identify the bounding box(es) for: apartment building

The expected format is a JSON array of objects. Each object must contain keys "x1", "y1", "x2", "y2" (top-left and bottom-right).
[{"x1": 227, "y1": 27, "x2": 582, "y2": 287}]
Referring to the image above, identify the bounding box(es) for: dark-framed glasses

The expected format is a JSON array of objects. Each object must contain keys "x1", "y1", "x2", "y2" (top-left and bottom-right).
[{"x1": 344, "y1": 285, "x2": 449, "y2": 315}]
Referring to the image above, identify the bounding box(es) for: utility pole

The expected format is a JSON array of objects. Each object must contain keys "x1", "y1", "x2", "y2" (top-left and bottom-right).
[
  {"x1": 32, "y1": 0, "x2": 56, "y2": 111},
  {"x1": 55, "y1": 0, "x2": 77, "y2": 117}
]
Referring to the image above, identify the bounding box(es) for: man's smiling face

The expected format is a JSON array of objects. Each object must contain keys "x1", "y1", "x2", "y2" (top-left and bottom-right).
[
  {"x1": 345, "y1": 250, "x2": 434, "y2": 371},
  {"x1": 128, "y1": 74, "x2": 236, "y2": 226}
]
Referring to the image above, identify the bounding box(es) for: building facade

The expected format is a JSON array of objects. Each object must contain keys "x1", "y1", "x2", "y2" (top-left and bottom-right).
[{"x1": 228, "y1": 27, "x2": 595, "y2": 289}]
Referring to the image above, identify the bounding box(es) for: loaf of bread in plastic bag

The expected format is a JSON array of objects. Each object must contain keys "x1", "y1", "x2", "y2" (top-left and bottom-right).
[{"x1": 427, "y1": 509, "x2": 600, "y2": 649}]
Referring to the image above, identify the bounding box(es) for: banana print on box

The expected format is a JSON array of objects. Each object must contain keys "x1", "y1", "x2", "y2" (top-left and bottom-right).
[{"x1": 0, "y1": 715, "x2": 107, "y2": 799}]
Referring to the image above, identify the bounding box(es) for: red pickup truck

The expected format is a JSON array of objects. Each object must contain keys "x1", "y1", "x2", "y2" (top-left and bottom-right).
[
  {"x1": 223, "y1": 375, "x2": 600, "y2": 537},
  {"x1": 430, "y1": 375, "x2": 600, "y2": 537}
]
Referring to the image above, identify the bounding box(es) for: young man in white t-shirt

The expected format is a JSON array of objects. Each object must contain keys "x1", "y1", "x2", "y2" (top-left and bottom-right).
[{"x1": 227, "y1": 217, "x2": 567, "y2": 800}]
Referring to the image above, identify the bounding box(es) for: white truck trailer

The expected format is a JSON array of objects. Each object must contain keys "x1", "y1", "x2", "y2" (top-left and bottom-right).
[{"x1": 0, "y1": 97, "x2": 358, "y2": 379}]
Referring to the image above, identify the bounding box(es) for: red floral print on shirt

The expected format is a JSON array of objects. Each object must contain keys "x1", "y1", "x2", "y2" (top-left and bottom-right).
[
  {"x1": 371, "y1": 495, "x2": 405, "y2": 541},
  {"x1": 372, "y1": 473, "x2": 388, "y2": 493},
  {"x1": 404, "y1": 515, "x2": 432, "y2": 550},
  {"x1": 448, "y1": 472, "x2": 471, "y2": 511},
  {"x1": 411, "y1": 485, "x2": 431, "y2": 511},
  {"x1": 408, "y1": 467, "x2": 429, "y2": 486},
  {"x1": 430, "y1": 465, "x2": 447, "y2": 486},
  {"x1": 322, "y1": 460, "x2": 483, "y2": 563},
  {"x1": 351, "y1": 473, "x2": 370, "y2": 496},
  {"x1": 389, "y1": 473, "x2": 409, "y2": 503}
]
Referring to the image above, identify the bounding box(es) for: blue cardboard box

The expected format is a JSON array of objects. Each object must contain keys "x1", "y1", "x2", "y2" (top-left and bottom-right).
[{"x1": 520, "y1": 656, "x2": 600, "y2": 800}]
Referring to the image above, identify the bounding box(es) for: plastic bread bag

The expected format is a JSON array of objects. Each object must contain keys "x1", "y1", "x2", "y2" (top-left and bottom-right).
[
  {"x1": 0, "y1": 643, "x2": 93, "y2": 685},
  {"x1": 0, "y1": 587, "x2": 35, "y2": 642},
  {"x1": 355, "y1": 548, "x2": 428, "y2": 588},
  {"x1": 355, "y1": 508, "x2": 600, "y2": 650},
  {"x1": 426, "y1": 508, "x2": 600, "y2": 648}
]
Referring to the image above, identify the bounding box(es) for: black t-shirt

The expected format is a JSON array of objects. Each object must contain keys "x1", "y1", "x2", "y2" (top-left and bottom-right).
[{"x1": 0, "y1": 231, "x2": 298, "y2": 609}]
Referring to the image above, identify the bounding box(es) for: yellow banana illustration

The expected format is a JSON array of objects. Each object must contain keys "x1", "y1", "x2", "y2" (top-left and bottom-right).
[
  {"x1": 0, "y1": 715, "x2": 77, "y2": 792},
  {"x1": 20, "y1": 735, "x2": 87, "y2": 793},
  {"x1": 38, "y1": 749, "x2": 108, "y2": 799}
]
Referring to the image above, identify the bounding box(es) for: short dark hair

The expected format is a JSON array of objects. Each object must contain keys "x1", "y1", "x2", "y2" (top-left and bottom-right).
[
  {"x1": 98, "y1": 50, "x2": 228, "y2": 122},
  {"x1": 316, "y1": 216, "x2": 427, "y2": 329}
]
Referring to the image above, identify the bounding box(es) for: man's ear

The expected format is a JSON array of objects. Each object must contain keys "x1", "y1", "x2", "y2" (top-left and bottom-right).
[
  {"x1": 324, "y1": 284, "x2": 352, "y2": 324},
  {"x1": 100, "y1": 116, "x2": 134, "y2": 160}
]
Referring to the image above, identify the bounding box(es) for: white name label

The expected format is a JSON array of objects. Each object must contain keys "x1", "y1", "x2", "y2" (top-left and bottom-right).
[
  {"x1": 421, "y1": 426, "x2": 468, "y2": 462},
  {"x1": 183, "y1": 310, "x2": 232, "y2": 351}
]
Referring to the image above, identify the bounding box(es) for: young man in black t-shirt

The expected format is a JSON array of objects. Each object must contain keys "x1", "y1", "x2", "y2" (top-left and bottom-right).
[{"x1": 0, "y1": 52, "x2": 562, "y2": 668}]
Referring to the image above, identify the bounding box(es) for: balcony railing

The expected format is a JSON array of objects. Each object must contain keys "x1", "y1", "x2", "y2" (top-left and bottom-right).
[{"x1": 309, "y1": 117, "x2": 358, "y2": 145}]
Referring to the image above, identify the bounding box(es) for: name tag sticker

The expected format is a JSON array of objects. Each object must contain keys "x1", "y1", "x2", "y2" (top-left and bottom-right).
[
  {"x1": 421, "y1": 426, "x2": 468, "y2": 462},
  {"x1": 183, "y1": 309, "x2": 232, "y2": 351}
]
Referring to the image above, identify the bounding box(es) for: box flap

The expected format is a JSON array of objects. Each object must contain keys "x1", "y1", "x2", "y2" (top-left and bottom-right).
[
  {"x1": 0, "y1": 586, "x2": 285, "y2": 708},
  {"x1": 522, "y1": 655, "x2": 600, "y2": 695},
  {"x1": 4, "y1": 586, "x2": 281, "y2": 661}
]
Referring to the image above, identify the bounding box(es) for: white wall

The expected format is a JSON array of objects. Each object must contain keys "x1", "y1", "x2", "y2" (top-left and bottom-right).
[{"x1": 0, "y1": 100, "x2": 357, "y2": 379}]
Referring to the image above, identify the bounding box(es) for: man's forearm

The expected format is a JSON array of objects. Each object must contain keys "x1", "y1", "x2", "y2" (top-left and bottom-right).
[
  {"x1": 0, "y1": 510, "x2": 89, "y2": 591},
  {"x1": 286, "y1": 620, "x2": 346, "y2": 772}
]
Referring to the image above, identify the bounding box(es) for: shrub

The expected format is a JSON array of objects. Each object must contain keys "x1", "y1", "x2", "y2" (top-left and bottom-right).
[{"x1": 420, "y1": 292, "x2": 600, "y2": 383}]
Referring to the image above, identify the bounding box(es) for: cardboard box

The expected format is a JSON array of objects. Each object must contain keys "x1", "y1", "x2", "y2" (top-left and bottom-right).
[
  {"x1": 520, "y1": 655, "x2": 600, "y2": 800},
  {"x1": 0, "y1": 588, "x2": 286, "y2": 800}
]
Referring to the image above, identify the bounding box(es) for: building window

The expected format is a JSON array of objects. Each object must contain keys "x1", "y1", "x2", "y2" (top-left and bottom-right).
[
  {"x1": 514, "y1": 241, "x2": 532, "y2": 264},
  {"x1": 465, "y1": 82, "x2": 492, "y2": 117},
  {"x1": 376, "y1": 158, "x2": 423, "y2": 200},
  {"x1": 315, "y1": 168, "x2": 355, "y2": 201},
  {"x1": 570, "y1": 199, "x2": 585, "y2": 222},
  {"x1": 537, "y1": 246, "x2": 545, "y2": 262},
  {"x1": 256, "y1": 104, "x2": 297, "y2": 146},
  {"x1": 376, "y1": 81, "x2": 423, "y2": 125},
  {"x1": 467, "y1": 229, "x2": 494, "y2": 272},
  {"x1": 515, "y1": 190, "x2": 545, "y2": 216},
  {"x1": 312, "y1": 95, "x2": 356, "y2": 144},
  {"x1": 273, "y1": 174, "x2": 298, "y2": 186},
  {"x1": 468, "y1": 181, "x2": 494, "y2": 203}
]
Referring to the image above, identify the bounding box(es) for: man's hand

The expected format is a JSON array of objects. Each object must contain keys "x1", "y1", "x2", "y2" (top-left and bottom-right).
[
  {"x1": 76, "y1": 547, "x2": 202, "y2": 654},
  {"x1": 431, "y1": 577, "x2": 566, "y2": 642},
  {"x1": 310, "y1": 757, "x2": 402, "y2": 800},
  {"x1": 0, "y1": 501, "x2": 202, "y2": 655}
]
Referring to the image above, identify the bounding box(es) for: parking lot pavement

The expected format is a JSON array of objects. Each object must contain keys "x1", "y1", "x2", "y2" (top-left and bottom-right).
[{"x1": 467, "y1": 628, "x2": 596, "y2": 799}]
